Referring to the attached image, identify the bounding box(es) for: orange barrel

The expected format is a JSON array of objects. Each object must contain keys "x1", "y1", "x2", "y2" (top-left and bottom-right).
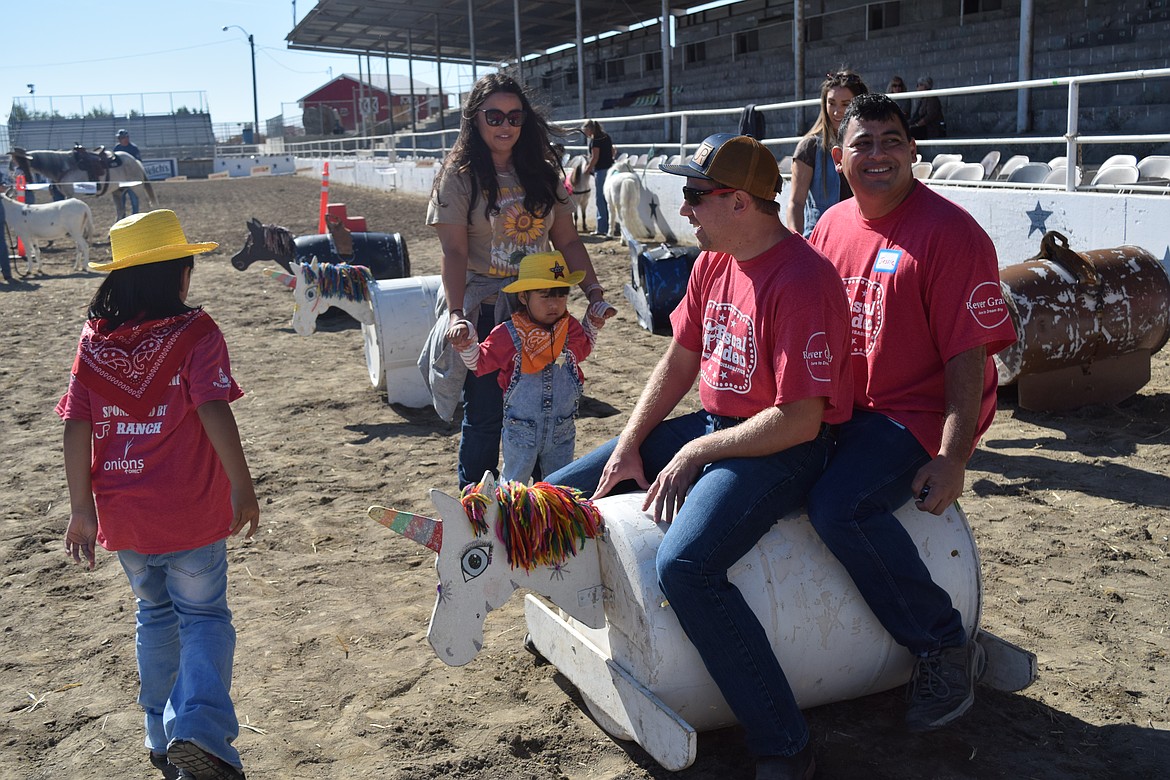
[{"x1": 995, "y1": 231, "x2": 1170, "y2": 385}]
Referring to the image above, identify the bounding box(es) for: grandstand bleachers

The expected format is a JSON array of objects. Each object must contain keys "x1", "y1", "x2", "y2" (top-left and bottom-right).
[{"x1": 8, "y1": 114, "x2": 216, "y2": 160}]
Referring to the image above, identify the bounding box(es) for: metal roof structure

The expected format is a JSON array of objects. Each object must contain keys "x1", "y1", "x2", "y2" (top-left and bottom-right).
[{"x1": 286, "y1": 0, "x2": 677, "y2": 65}]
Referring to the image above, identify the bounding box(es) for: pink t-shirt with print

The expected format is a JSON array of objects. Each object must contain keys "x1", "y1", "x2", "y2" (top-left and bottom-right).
[
  {"x1": 810, "y1": 182, "x2": 1017, "y2": 456},
  {"x1": 670, "y1": 236, "x2": 853, "y2": 423},
  {"x1": 56, "y1": 324, "x2": 243, "y2": 554}
]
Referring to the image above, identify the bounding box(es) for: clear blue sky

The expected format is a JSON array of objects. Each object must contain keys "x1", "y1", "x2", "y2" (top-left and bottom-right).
[{"x1": 5, "y1": 0, "x2": 475, "y2": 127}]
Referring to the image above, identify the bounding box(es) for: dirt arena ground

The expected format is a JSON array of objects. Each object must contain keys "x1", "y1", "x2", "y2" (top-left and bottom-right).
[{"x1": 1, "y1": 176, "x2": 1167, "y2": 779}]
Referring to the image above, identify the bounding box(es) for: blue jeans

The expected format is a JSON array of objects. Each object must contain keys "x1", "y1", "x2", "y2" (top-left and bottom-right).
[
  {"x1": 117, "y1": 540, "x2": 242, "y2": 770},
  {"x1": 458, "y1": 308, "x2": 505, "y2": 489},
  {"x1": 119, "y1": 187, "x2": 140, "y2": 216},
  {"x1": 547, "y1": 411, "x2": 834, "y2": 757},
  {"x1": 594, "y1": 169, "x2": 609, "y2": 234},
  {"x1": 807, "y1": 410, "x2": 967, "y2": 655}
]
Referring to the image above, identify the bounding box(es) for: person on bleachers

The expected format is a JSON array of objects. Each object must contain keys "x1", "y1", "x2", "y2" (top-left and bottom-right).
[
  {"x1": 887, "y1": 76, "x2": 907, "y2": 93},
  {"x1": 909, "y1": 76, "x2": 946, "y2": 140},
  {"x1": 785, "y1": 70, "x2": 869, "y2": 237}
]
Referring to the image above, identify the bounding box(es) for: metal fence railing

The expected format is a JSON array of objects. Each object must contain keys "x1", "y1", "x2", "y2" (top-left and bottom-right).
[{"x1": 275, "y1": 67, "x2": 1170, "y2": 195}]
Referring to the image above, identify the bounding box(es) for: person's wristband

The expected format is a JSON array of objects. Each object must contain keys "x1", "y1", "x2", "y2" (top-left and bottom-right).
[
  {"x1": 449, "y1": 308, "x2": 465, "y2": 319},
  {"x1": 583, "y1": 283, "x2": 605, "y2": 301}
]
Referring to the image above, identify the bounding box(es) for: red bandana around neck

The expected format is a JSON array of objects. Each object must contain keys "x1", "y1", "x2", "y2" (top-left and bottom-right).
[{"x1": 72, "y1": 309, "x2": 216, "y2": 419}]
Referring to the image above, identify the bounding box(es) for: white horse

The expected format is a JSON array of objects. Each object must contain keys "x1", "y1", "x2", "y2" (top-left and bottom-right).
[
  {"x1": 370, "y1": 473, "x2": 1037, "y2": 771},
  {"x1": 604, "y1": 160, "x2": 677, "y2": 243},
  {"x1": 9, "y1": 147, "x2": 158, "y2": 221},
  {"x1": 288, "y1": 258, "x2": 375, "y2": 335},
  {"x1": 1, "y1": 192, "x2": 93, "y2": 274},
  {"x1": 563, "y1": 155, "x2": 591, "y2": 231}
]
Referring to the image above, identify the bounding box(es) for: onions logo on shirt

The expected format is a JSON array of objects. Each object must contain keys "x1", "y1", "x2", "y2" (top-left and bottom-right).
[
  {"x1": 803, "y1": 332, "x2": 833, "y2": 382},
  {"x1": 966, "y1": 281, "x2": 1010, "y2": 329},
  {"x1": 844, "y1": 277, "x2": 885, "y2": 356},
  {"x1": 701, "y1": 302, "x2": 757, "y2": 394},
  {"x1": 103, "y1": 440, "x2": 144, "y2": 475}
]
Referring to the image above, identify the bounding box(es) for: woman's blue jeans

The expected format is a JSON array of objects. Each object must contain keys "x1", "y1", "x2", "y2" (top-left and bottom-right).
[
  {"x1": 117, "y1": 540, "x2": 241, "y2": 769},
  {"x1": 594, "y1": 169, "x2": 609, "y2": 234},
  {"x1": 458, "y1": 308, "x2": 505, "y2": 488},
  {"x1": 547, "y1": 410, "x2": 833, "y2": 757},
  {"x1": 806, "y1": 410, "x2": 967, "y2": 655}
]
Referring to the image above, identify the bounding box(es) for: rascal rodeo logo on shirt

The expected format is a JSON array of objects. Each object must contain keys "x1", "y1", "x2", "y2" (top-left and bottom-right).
[{"x1": 700, "y1": 302, "x2": 757, "y2": 394}]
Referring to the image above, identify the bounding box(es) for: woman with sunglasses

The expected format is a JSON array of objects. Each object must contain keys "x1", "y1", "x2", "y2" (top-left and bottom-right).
[
  {"x1": 424, "y1": 72, "x2": 615, "y2": 489},
  {"x1": 785, "y1": 69, "x2": 869, "y2": 238}
]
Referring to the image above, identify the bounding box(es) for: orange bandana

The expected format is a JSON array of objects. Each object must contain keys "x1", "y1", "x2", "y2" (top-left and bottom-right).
[{"x1": 512, "y1": 311, "x2": 569, "y2": 374}]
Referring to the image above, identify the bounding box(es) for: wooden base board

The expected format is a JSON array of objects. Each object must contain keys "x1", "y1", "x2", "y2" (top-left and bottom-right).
[{"x1": 524, "y1": 595, "x2": 697, "y2": 771}]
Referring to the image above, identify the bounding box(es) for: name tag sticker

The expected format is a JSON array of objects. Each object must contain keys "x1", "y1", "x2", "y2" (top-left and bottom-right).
[{"x1": 874, "y1": 248, "x2": 902, "y2": 273}]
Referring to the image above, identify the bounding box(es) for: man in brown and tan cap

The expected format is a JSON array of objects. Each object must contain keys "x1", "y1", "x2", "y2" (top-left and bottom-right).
[{"x1": 547, "y1": 133, "x2": 853, "y2": 780}]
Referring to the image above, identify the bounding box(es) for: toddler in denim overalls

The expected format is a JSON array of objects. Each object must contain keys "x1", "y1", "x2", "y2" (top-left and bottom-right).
[{"x1": 450, "y1": 251, "x2": 597, "y2": 483}]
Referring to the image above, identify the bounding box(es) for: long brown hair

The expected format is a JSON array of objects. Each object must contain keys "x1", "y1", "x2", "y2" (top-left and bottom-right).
[
  {"x1": 432, "y1": 72, "x2": 567, "y2": 222},
  {"x1": 805, "y1": 69, "x2": 868, "y2": 191}
]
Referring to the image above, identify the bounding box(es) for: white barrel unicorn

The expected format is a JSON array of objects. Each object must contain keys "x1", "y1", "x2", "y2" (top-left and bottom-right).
[
  {"x1": 370, "y1": 474, "x2": 1036, "y2": 771},
  {"x1": 287, "y1": 258, "x2": 376, "y2": 336}
]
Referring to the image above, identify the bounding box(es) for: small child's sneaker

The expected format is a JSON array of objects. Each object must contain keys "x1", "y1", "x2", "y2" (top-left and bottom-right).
[{"x1": 167, "y1": 740, "x2": 246, "y2": 780}]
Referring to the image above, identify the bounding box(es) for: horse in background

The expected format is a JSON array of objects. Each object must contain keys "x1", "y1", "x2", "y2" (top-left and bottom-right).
[
  {"x1": 9, "y1": 147, "x2": 157, "y2": 221},
  {"x1": 0, "y1": 193, "x2": 93, "y2": 274},
  {"x1": 287, "y1": 258, "x2": 376, "y2": 335},
  {"x1": 604, "y1": 160, "x2": 677, "y2": 244},
  {"x1": 563, "y1": 155, "x2": 591, "y2": 231}
]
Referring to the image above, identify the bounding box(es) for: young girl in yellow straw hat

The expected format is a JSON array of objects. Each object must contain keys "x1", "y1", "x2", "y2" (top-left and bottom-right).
[
  {"x1": 449, "y1": 250, "x2": 598, "y2": 483},
  {"x1": 57, "y1": 209, "x2": 256, "y2": 780}
]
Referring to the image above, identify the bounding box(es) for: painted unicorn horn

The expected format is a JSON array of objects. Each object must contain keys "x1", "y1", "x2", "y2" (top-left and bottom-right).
[{"x1": 367, "y1": 506, "x2": 443, "y2": 552}]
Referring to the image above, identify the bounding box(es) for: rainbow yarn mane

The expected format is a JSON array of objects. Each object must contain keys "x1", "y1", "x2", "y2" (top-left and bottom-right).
[
  {"x1": 301, "y1": 260, "x2": 373, "y2": 303},
  {"x1": 461, "y1": 479, "x2": 604, "y2": 572}
]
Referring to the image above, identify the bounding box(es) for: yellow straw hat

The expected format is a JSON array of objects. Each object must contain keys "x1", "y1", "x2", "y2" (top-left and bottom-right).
[
  {"x1": 89, "y1": 209, "x2": 218, "y2": 272},
  {"x1": 502, "y1": 251, "x2": 585, "y2": 293}
]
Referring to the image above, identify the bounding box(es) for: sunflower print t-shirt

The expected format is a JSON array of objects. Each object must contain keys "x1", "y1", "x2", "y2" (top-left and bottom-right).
[{"x1": 427, "y1": 167, "x2": 571, "y2": 279}]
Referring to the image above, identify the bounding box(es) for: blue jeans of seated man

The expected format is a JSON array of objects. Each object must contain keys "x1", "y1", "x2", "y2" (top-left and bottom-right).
[
  {"x1": 500, "y1": 327, "x2": 583, "y2": 483},
  {"x1": 594, "y1": 169, "x2": 609, "y2": 235},
  {"x1": 459, "y1": 308, "x2": 505, "y2": 489},
  {"x1": 807, "y1": 409, "x2": 968, "y2": 656},
  {"x1": 546, "y1": 410, "x2": 834, "y2": 757},
  {"x1": 118, "y1": 540, "x2": 242, "y2": 770}
]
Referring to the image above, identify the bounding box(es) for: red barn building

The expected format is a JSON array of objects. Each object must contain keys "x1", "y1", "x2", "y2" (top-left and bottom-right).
[{"x1": 299, "y1": 74, "x2": 447, "y2": 134}]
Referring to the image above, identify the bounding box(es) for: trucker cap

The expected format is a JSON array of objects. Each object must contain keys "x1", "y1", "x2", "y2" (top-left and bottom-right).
[{"x1": 659, "y1": 133, "x2": 780, "y2": 201}]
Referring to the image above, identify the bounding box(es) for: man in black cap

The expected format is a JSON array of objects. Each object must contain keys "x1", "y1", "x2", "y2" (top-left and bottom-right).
[
  {"x1": 114, "y1": 129, "x2": 142, "y2": 215},
  {"x1": 547, "y1": 133, "x2": 853, "y2": 780}
]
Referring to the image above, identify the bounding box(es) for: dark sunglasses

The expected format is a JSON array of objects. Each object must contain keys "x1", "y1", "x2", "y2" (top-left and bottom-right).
[
  {"x1": 480, "y1": 108, "x2": 527, "y2": 127},
  {"x1": 682, "y1": 186, "x2": 737, "y2": 206}
]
